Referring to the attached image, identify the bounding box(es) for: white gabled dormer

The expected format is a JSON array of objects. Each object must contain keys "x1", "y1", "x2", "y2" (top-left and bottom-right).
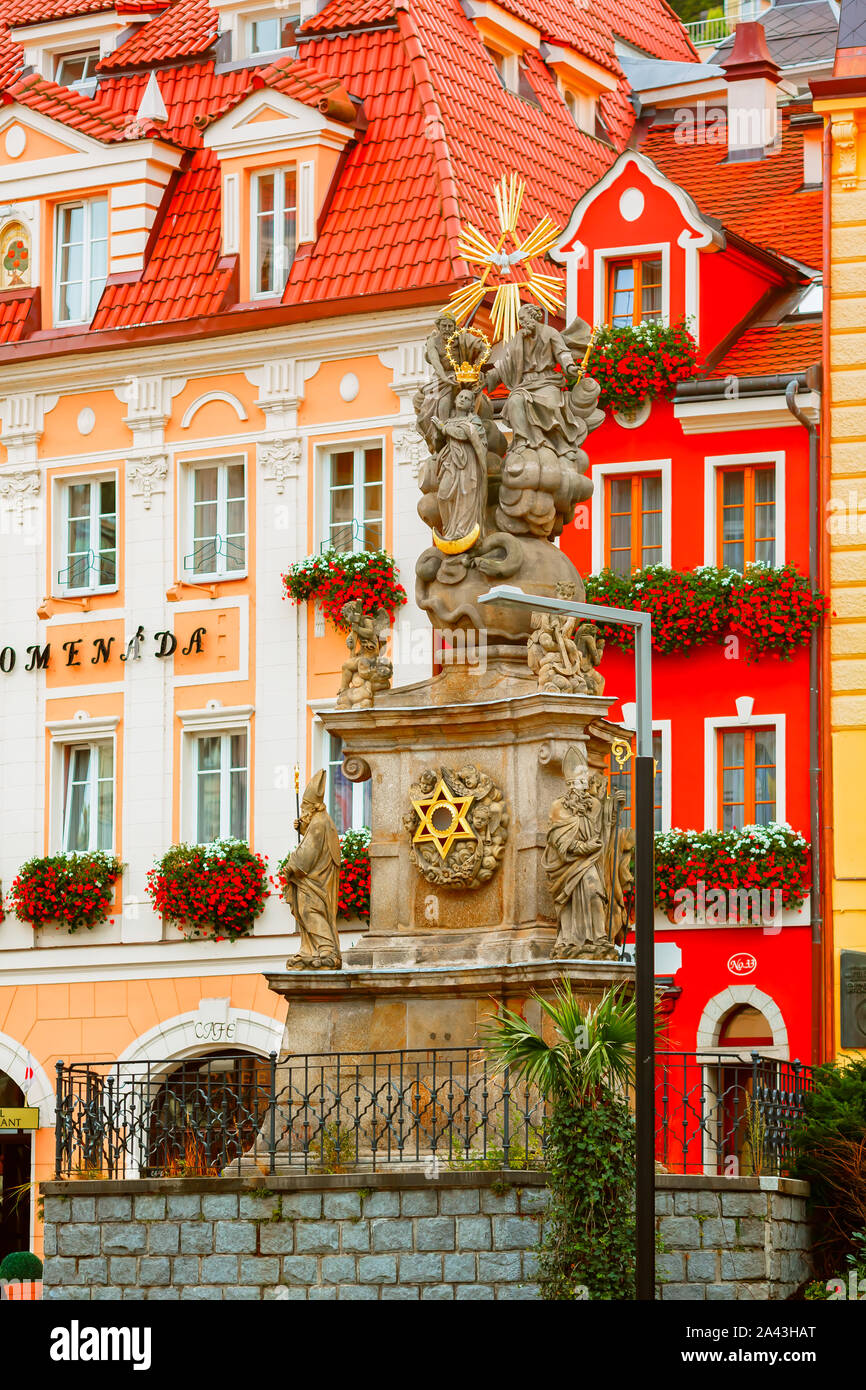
[
  {"x1": 202, "y1": 81, "x2": 357, "y2": 301},
  {"x1": 10, "y1": 8, "x2": 154, "y2": 87},
  {"x1": 0, "y1": 92, "x2": 183, "y2": 325},
  {"x1": 208, "y1": 0, "x2": 308, "y2": 64},
  {"x1": 541, "y1": 41, "x2": 619, "y2": 134}
]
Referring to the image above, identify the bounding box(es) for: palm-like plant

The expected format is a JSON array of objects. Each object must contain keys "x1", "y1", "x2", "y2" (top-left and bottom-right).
[{"x1": 481, "y1": 981, "x2": 636, "y2": 1106}]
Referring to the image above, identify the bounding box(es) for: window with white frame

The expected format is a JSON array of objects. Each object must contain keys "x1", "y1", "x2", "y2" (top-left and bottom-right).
[
  {"x1": 61, "y1": 742, "x2": 114, "y2": 852},
  {"x1": 251, "y1": 168, "x2": 297, "y2": 297},
  {"x1": 325, "y1": 444, "x2": 384, "y2": 553},
  {"x1": 55, "y1": 197, "x2": 108, "y2": 324},
  {"x1": 245, "y1": 8, "x2": 298, "y2": 54},
  {"x1": 55, "y1": 49, "x2": 100, "y2": 85},
  {"x1": 58, "y1": 475, "x2": 117, "y2": 592},
  {"x1": 186, "y1": 460, "x2": 246, "y2": 579},
  {"x1": 194, "y1": 730, "x2": 249, "y2": 842},
  {"x1": 326, "y1": 732, "x2": 370, "y2": 834}
]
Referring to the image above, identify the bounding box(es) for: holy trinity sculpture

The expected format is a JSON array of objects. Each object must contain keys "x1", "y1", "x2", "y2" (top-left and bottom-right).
[{"x1": 412, "y1": 308, "x2": 604, "y2": 647}]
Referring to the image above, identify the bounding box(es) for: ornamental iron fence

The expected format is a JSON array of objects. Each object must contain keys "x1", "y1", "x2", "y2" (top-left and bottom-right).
[{"x1": 53, "y1": 1048, "x2": 812, "y2": 1180}]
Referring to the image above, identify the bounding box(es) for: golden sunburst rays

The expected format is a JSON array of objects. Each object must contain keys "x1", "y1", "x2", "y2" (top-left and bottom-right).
[
  {"x1": 494, "y1": 170, "x2": 525, "y2": 235},
  {"x1": 445, "y1": 173, "x2": 565, "y2": 340}
]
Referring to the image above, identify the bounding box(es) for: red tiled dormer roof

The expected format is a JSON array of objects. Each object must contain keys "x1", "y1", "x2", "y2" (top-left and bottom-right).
[
  {"x1": 5, "y1": 0, "x2": 116, "y2": 25},
  {"x1": 0, "y1": 290, "x2": 36, "y2": 342},
  {"x1": 7, "y1": 69, "x2": 145, "y2": 139},
  {"x1": 711, "y1": 320, "x2": 822, "y2": 378},
  {"x1": 97, "y1": 0, "x2": 217, "y2": 70},
  {"x1": 642, "y1": 114, "x2": 822, "y2": 272},
  {"x1": 592, "y1": 0, "x2": 696, "y2": 62}
]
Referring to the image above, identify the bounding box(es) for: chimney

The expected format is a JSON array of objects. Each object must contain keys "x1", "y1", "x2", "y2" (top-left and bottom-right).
[{"x1": 720, "y1": 21, "x2": 781, "y2": 159}]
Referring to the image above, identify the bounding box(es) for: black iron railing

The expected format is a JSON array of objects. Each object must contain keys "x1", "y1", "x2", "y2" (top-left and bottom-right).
[
  {"x1": 654, "y1": 1051, "x2": 813, "y2": 1177},
  {"x1": 54, "y1": 1049, "x2": 813, "y2": 1180},
  {"x1": 54, "y1": 1050, "x2": 547, "y2": 1179}
]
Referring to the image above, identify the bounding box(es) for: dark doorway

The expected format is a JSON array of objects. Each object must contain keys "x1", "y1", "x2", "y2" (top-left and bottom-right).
[{"x1": 0, "y1": 1073, "x2": 31, "y2": 1262}]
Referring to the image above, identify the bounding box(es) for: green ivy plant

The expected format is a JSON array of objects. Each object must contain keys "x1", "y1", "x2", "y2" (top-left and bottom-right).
[{"x1": 482, "y1": 983, "x2": 637, "y2": 1300}]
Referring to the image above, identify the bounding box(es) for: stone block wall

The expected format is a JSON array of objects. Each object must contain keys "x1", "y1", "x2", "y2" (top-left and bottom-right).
[
  {"x1": 40, "y1": 1171, "x2": 812, "y2": 1301},
  {"x1": 42, "y1": 1173, "x2": 548, "y2": 1302},
  {"x1": 655, "y1": 1175, "x2": 811, "y2": 1301}
]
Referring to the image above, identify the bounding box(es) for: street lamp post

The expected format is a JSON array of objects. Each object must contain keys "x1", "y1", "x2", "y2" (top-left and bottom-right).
[{"x1": 477, "y1": 585, "x2": 655, "y2": 1301}]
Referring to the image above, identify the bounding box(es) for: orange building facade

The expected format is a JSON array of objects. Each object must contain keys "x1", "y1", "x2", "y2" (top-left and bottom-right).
[{"x1": 0, "y1": 0, "x2": 702, "y2": 1258}]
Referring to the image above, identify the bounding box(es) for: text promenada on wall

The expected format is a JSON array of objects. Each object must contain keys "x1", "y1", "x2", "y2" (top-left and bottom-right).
[{"x1": 0, "y1": 624, "x2": 208, "y2": 673}]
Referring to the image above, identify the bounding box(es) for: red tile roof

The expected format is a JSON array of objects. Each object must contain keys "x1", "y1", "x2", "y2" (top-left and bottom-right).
[
  {"x1": 0, "y1": 0, "x2": 707, "y2": 343},
  {"x1": 0, "y1": 23, "x2": 23, "y2": 85},
  {"x1": 98, "y1": 0, "x2": 217, "y2": 70},
  {"x1": 7, "y1": 69, "x2": 141, "y2": 139},
  {"x1": 0, "y1": 291, "x2": 33, "y2": 342},
  {"x1": 712, "y1": 320, "x2": 822, "y2": 377},
  {"x1": 643, "y1": 115, "x2": 822, "y2": 272},
  {"x1": 592, "y1": 0, "x2": 696, "y2": 61},
  {"x1": 5, "y1": 0, "x2": 114, "y2": 24},
  {"x1": 300, "y1": 0, "x2": 395, "y2": 32}
]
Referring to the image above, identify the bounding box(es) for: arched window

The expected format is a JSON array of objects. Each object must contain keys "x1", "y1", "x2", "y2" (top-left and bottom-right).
[
  {"x1": 0, "y1": 222, "x2": 31, "y2": 289},
  {"x1": 718, "y1": 1004, "x2": 775, "y2": 1049},
  {"x1": 145, "y1": 1051, "x2": 271, "y2": 1176}
]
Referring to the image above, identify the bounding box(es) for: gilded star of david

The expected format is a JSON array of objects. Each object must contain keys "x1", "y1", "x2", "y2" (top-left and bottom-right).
[{"x1": 411, "y1": 778, "x2": 477, "y2": 860}]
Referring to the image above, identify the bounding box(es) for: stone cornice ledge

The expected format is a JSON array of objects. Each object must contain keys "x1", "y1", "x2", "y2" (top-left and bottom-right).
[{"x1": 266, "y1": 958, "x2": 635, "y2": 999}]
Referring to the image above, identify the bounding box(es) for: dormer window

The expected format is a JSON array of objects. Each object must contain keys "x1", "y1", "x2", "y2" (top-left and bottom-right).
[
  {"x1": 239, "y1": 6, "x2": 298, "y2": 58},
  {"x1": 560, "y1": 83, "x2": 597, "y2": 135},
  {"x1": 55, "y1": 49, "x2": 99, "y2": 86},
  {"x1": 55, "y1": 197, "x2": 108, "y2": 325},
  {"x1": 607, "y1": 256, "x2": 663, "y2": 328},
  {"x1": 250, "y1": 15, "x2": 280, "y2": 52},
  {"x1": 252, "y1": 168, "x2": 296, "y2": 297}
]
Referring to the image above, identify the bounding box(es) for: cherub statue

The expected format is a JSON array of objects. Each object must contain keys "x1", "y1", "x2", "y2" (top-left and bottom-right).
[
  {"x1": 575, "y1": 622, "x2": 605, "y2": 695},
  {"x1": 282, "y1": 770, "x2": 342, "y2": 970},
  {"x1": 543, "y1": 747, "x2": 621, "y2": 961},
  {"x1": 337, "y1": 601, "x2": 393, "y2": 710},
  {"x1": 527, "y1": 586, "x2": 584, "y2": 693}
]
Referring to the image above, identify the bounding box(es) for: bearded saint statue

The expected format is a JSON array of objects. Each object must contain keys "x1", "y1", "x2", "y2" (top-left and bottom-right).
[
  {"x1": 543, "y1": 754, "x2": 621, "y2": 961},
  {"x1": 282, "y1": 769, "x2": 342, "y2": 970}
]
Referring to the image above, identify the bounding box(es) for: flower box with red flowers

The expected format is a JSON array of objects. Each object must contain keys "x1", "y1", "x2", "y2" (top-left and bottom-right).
[
  {"x1": 585, "y1": 563, "x2": 826, "y2": 661},
  {"x1": 282, "y1": 549, "x2": 407, "y2": 632},
  {"x1": 146, "y1": 839, "x2": 269, "y2": 942},
  {"x1": 9, "y1": 850, "x2": 123, "y2": 935},
  {"x1": 587, "y1": 320, "x2": 699, "y2": 415},
  {"x1": 653, "y1": 823, "x2": 810, "y2": 923}
]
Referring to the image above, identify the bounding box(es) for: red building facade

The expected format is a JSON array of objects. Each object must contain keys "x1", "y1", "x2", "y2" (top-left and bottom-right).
[{"x1": 555, "y1": 34, "x2": 823, "y2": 1065}]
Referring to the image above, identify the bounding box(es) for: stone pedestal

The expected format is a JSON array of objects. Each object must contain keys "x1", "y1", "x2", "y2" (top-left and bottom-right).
[
  {"x1": 266, "y1": 958, "x2": 634, "y2": 1054},
  {"x1": 322, "y1": 659, "x2": 626, "y2": 969}
]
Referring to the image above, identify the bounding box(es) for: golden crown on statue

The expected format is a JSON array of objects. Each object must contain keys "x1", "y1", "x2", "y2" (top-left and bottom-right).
[{"x1": 445, "y1": 327, "x2": 491, "y2": 386}]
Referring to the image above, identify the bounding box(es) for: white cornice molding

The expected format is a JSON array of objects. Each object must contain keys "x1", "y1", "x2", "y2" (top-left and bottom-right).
[
  {"x1": 46, "y1": 712, "x2": 120, "y2": 741},
  {"x1": 177, "y1": 702, "x2": 255, "y2": 733},
  {"x1": 0, "y1": 306, "x2": 439, "y2": 400},
  {"x1": 202, "y1": 89, "x2": 355, "y2": 162},
  {"x1": 675, "y1": 391, "x2": 820, "y2": 434}
]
